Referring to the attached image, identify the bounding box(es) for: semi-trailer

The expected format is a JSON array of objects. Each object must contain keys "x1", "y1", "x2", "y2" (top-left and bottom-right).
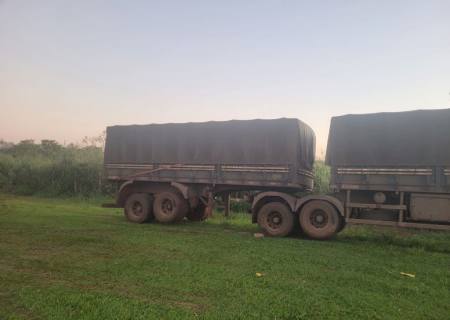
[{"x1": 104, "y1": 109, "x2": 450, "y2": 239}]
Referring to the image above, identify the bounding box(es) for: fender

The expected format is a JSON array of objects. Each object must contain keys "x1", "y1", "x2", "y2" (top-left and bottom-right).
[
  {"x1": 294, "y1": 194, "x2": 345, "y2": 217},
  {"x1": 252, "y1": 191, "x2": 298, "y2": 212},
  {"x1": 170, "y1": 182, "x2": 189, "y2": 199},
  {"x1": 118, "y1": 180, "x2": 134, "y2": 196},
  {"x1": 116, "y1": 180, "x2": 136, "y2": 207}
]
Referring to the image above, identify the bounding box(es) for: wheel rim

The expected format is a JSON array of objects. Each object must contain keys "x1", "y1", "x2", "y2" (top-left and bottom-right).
[
  {"x1": 267, "y1": 211, "x2": 283, "y2": 229},
  {"x1": 131, "y1": 201, "x2": 143, "y2": 216},
  {"x1": 310, "y1": 209, "x2": 328, "y2": 228},
  {"x1": 161, "y1": 198, "x2": 174, "y2": 215}
]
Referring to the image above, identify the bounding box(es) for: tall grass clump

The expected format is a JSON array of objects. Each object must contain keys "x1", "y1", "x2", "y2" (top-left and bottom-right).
[
  {"x1": 313, "y1": 160, "x2": 331, "y2": 194},
  {"x1": 0, "y1": 139, "x2": 113, "y2": 197}
]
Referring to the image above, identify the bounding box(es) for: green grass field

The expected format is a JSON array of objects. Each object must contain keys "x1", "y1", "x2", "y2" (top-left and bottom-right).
[{"x1": 1, "y1": 194, "x2": 449, "y2": 320}]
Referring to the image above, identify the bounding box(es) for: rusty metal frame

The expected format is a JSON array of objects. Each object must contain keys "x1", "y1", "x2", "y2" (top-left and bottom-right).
[
  {"x1": 331, "y1": 165, "x2": 450, "y2": 194},
  {"x1": 105, "y1": 163, "x2": 314, "y2": 191},
  {"x1": 344, "y1": 189, "x2": 450, "y2": 230},
  {"x1": 337, "y1": 167, "x2": 433, "y2": 176}
]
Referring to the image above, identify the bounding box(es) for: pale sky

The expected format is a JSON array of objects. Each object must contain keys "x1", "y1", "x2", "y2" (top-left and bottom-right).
[{"x1": 1, "y1": 0, "x2": 449, "y2": 156}]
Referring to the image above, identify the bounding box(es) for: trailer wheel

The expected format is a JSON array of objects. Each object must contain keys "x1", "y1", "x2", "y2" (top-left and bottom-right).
[
  {"x1": 186, "y1": 203, "x2": 206, "y2": 221},
  {"x1": 153, "y1": 191, "x2": 188, "y2": 223},
  {"x1": 124, "y1": 193, "x2": 153, "y2": 223},
  {"x1": 299, "y1": 200, "x2": 340, "y2": 240},
  {"x1": 257, "y1": 202, "x2": 294, "y2": 237}
]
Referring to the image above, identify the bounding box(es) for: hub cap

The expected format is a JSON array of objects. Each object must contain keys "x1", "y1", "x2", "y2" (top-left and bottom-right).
[
  {"x1": 131, "y1": 201, "x2": 143, "y2": 216},
  {"x1": 161, "y1": 199, "x2": 174, "y2": 215},
  {"x1": 310, "y1": 209, "x2": 328, "y2": 228},
  {"x1": 267, "y1": 211, "x2": 283, "y2": 229}
]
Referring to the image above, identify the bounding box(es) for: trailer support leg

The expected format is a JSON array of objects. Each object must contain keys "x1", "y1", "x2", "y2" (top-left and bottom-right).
[
  {"x1": 224, "y1": 193, "x2": 231, "y2": 218},
  {"x1": 398, "y1": 191, "x2": 405, "y2": 225},
  {"x1": 345, "y1": 190, "x2": 351, "y2": 219},
  {"x1": 204, "y1": 192, "x2": 215, "y2": 218}
]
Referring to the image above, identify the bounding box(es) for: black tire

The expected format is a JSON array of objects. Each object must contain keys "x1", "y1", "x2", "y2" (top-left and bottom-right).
[
  {"x1": 153, "y1": 191, "x2": 188, "y2": 223},
  {"x1": 124, "y1": 193, "x2": 153, "y2": 223},
  {"x1": 257, "y1": 202, "x2": 294, "y2": 237},
  {"x1": 186, "y1": 203, "x2": 206, "y2": 221},
  {"x1": 299, "y1": 200, "x2": 340, "y2": 240}
]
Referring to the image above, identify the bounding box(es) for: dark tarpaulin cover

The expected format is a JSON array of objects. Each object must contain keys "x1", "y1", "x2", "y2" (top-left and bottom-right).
[
  {"x1": 325, "y1": 108, "x2": 450, "y2": 167},
  {"x1": 104, "y1": 118, "x2": 316, "y2": 170}
]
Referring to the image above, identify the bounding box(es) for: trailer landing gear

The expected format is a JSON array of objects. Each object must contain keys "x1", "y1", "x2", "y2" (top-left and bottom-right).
[{"x1": 186, "y1": 203, "x2": 207, "y2": 221}]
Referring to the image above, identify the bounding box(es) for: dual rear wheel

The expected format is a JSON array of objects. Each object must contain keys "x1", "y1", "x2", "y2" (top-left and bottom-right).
[
  {"x1": 299, "y1": 201, "x2": 341, "y2": 240},
  {"x1": 124, "y1": 193, "x2": 153, "y2": 223},
  {"x1": 257, "y1": 200, "x2": 341, "y2": 240},
  {"x1": 124, "y1": 191, "x2": 189, "y2": 224},
  {"x1": 257, "y1": 202, "x2": 294, "y2": 237},
  {"x1": 153, "y1": 192, "x2": 188, "y2": 223}
]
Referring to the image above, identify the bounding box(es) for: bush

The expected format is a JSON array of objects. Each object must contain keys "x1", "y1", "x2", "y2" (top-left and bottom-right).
[
  {"x1": 0, "y1": 140, "x2": 113, "y2": 197},
  {"x1": 313, "y1": 160, "x2": 331, "y2": 194}
]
